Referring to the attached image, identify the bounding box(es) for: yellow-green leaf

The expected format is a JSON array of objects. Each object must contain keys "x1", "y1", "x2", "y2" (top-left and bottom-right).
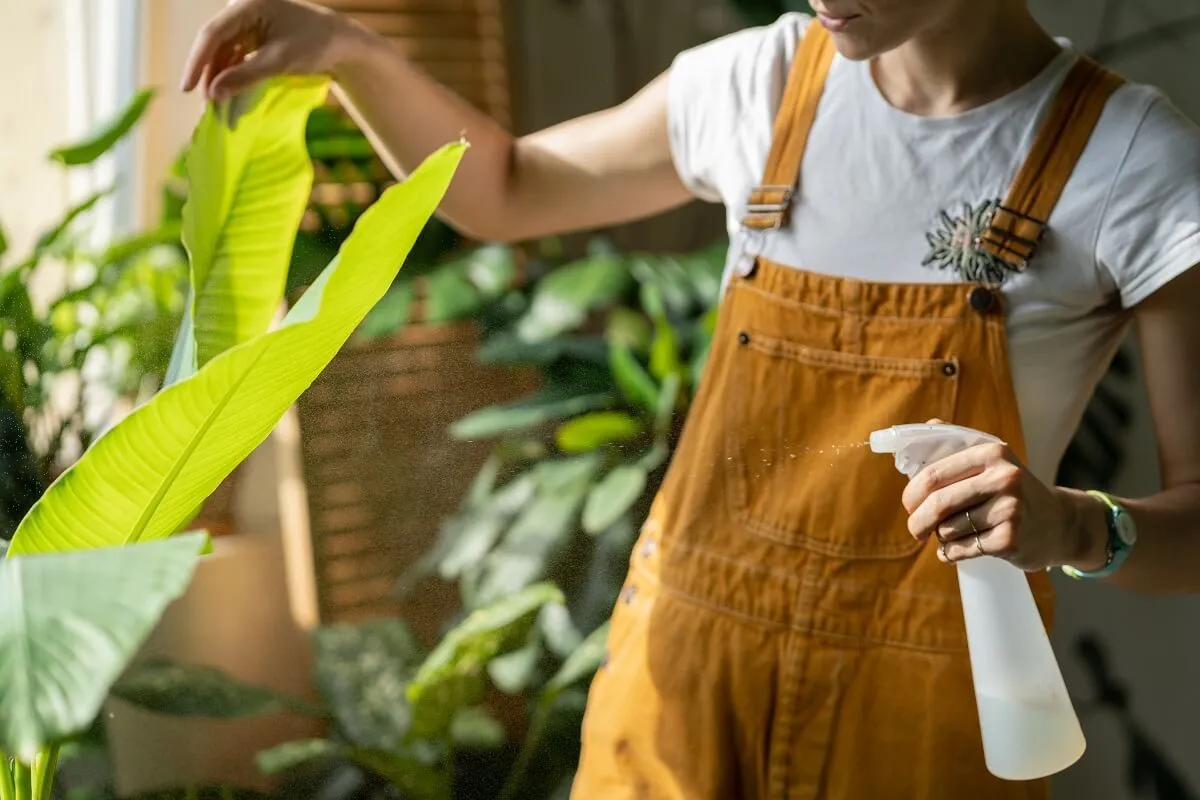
[
  {"x1": 183, "y1": 78, "x2": 329, "y2": 368},
  {"x1": 555, "y1": 411, "x2": 643, "y2": 453},
  {"x1": 7, "y1": 142, "x2": 465, "y2": 556}
]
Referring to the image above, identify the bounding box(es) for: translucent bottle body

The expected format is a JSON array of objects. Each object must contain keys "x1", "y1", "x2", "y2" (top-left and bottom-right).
[{"x1": 870, "y1": 423, "x2": 1085, "y2": 780}]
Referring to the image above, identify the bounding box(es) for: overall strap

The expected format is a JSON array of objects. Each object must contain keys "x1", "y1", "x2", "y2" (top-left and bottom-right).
[
  {"x1": 742, "y1": 23, "x2": 836, "y2": 231},
  {"x1": 979, "y1": 57, "x2": 1125, "y2": 270}
]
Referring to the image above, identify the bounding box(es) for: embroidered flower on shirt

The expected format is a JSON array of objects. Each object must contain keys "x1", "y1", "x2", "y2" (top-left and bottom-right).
[{"x1": 922, "y1": 199, "x2": 1018, "y2": 285}]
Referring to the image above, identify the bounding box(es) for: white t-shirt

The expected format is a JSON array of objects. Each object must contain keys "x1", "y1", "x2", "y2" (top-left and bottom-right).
[{"x1": 667, "y1": 12, "x2": 1200, "y2": 482}]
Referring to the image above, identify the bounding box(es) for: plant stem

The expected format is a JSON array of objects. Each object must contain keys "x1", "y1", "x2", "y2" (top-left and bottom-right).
[
  {"x1": 0, "y1": 752, "x2": 15, "y2": 800},
  {"x1": 30, "y1": 745, "x2": 58, "y2": 800},
  {"x1": 11, "y1": 761, "x2": 30, "y2": 800},
  {"x1": 497, "y1": 705, "x2": 549, "y2": 800}
]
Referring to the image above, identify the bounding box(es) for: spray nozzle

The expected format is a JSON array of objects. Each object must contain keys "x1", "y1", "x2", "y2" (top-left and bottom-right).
[{"x1": 869, "y1": 423, "x2": 1003, "y2": 479}]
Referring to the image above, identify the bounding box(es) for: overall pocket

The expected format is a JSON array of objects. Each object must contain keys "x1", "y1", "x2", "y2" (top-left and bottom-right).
[{"x1": 723, "y1": 330, "x2": 959, "y2": 558}]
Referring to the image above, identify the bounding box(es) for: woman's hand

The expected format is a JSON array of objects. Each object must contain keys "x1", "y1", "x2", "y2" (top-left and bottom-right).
[
  {"x1": 901, "y1": 440, "x2": 1106, "y2": 572},
  {"x1": 181, "y1": 0, "x2": 366, "y2": 102}
]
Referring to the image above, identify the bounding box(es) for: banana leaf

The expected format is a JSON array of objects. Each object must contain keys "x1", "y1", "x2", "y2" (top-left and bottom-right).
[
  {"x1": 182, "y1": 78, "x2": 330, "y2": 370},
  {"x1": 6, "y1": 141, "x2": 465, "y2": 556},
  {"x1": 0, "y1": 533, "x2": 207, "y2": 760}
]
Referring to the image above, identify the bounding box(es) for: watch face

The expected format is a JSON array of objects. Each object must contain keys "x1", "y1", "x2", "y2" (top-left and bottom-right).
[{"x1": 1115, "y1": 511, "x2": 1138, "y2": 546}]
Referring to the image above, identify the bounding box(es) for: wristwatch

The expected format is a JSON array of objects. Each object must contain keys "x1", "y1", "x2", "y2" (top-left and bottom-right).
[{"x1": 1061, "y1": 490, "x2": 1137, "y2": 579}]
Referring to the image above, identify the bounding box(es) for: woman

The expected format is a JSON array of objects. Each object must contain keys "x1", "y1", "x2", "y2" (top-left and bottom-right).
[{"x1": 185, "y1": 1, "x2": 1200, "y2": 797}]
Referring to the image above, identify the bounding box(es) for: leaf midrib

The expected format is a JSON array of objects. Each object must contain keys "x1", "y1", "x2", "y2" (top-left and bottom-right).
[{"x1": 124, "y1": 342, "x2": 271, "y2": 545}]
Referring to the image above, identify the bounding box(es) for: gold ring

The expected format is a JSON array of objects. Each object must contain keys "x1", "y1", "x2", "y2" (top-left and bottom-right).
[
  {"x1": 975, "y1": 533, "x2": 986, "y2": 556},
  {"x1": 965, "y1": 508, "x2": 979, "y2": 535}
]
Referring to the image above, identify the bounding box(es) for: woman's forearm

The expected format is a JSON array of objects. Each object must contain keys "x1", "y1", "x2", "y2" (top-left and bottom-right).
[
  {"x1": 1061, "y1": 483, "x2": 1200, "y2": 594},
  {"x1": 329, "y1": 22, "x2": 520, "y2": 240},
  {"x1": 328, "y1": 21, "x2": 690, "y2": 243}
]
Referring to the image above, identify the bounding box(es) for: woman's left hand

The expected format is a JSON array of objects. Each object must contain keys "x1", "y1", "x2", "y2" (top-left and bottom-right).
[{"x1": 902, "y1": 440, "x2": 1089, "y2": 572}]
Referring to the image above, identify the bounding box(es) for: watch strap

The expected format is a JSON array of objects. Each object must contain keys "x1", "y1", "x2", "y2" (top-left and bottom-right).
[{"x1": 1061, "y1": 490, "x2": 1130, "y2": 580}]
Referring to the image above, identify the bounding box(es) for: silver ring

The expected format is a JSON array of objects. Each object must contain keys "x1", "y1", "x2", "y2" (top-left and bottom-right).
[
  {"x1": 965, "y1": 509, "x2": 980, "y2": 535},
  {"x1": 974, "y1": 533, "x2": 986, "y2": 556},
  {"x1": 939, "y1": 541, "x2": 949, "y2": 561}
]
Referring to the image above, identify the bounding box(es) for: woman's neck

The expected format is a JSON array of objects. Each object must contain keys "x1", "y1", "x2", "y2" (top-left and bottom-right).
[{"x1": 871, "y1": 3, "x2": 1062, "y2": 117}]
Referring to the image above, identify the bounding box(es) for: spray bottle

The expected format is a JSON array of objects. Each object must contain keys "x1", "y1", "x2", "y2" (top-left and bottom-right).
[{"x1": 869, "y1": 422, "x2": 1085, "y2": 781}]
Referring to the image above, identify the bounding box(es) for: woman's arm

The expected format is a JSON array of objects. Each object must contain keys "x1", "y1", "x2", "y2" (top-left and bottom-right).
[
  {"x1": 183, "y1": 0, "x2": 692, "y2": 242},
  {"x1": 1058, "y1": 264, "x2": 1200, "y2": 593}
]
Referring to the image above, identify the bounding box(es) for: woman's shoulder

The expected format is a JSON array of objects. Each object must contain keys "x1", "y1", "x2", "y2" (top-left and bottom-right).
[
  {"x1": 1088, "y1": 76, "x2": 1200, "y2": 308},
  {"x1": 665, "y1": 13, "x2": 814, "y2": 203}
]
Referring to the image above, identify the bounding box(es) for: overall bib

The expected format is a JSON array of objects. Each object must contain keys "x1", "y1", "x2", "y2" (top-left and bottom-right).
[{"x1": 573, "y1": 25, "x2": 1122, "y2": 800}]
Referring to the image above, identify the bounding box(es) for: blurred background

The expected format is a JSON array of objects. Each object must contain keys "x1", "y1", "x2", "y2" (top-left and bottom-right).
[{"x1": 1, "y1": 0, "x2": 1198, "y2": 798}]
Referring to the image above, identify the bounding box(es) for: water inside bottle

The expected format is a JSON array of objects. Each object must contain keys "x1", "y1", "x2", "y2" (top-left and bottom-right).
[{"x1": 975, "y1": 692, "x2": 1086, "y2": 780}]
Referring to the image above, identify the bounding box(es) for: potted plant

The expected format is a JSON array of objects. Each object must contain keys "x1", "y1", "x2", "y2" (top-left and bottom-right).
[{"x1": 0, "y1": 73, "x2": 465, "y2": 798}]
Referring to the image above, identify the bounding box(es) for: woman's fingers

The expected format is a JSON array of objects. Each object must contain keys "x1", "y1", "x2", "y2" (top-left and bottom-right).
[
  {"x1": 937, "y1": 522, "x2": 1017, "y2": 563},
  {"x1": 209, "y1": 42, "x2": 288, "y2": 101},
  {"x1": 182, "y1": 3, "x2": 251, "y2": 92},
  {"x1": 900, "y1": 442, "x2": 1007, "y2": 513},
  {"x1": 932, "y1": 493, "x2": 1019, "y2": 542}
]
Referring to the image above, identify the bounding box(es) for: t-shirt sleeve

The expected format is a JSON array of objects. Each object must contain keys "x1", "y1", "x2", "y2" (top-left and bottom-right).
[
  {"x1": 665, "y1": 13, "x2": 812, "y2": 204},
  {"x1": 1096, "y1": 90, "x2": 1200, "y2": 308}
]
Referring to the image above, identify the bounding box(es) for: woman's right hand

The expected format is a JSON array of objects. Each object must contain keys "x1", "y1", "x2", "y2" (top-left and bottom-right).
[{"x1": 181, "y1": 0, "x2": 366, "y2": 102}]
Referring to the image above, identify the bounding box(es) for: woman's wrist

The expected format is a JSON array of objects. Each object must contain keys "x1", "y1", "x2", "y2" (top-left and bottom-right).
[
  {"x1": 327, "y1": 13, "x2": 390, "y2": 80},
  {"x1": 1058, "y1": 488, "x2": 1110, "y2": 571}
]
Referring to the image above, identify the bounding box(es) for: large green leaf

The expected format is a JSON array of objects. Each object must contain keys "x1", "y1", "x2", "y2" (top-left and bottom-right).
[
  {"x1": 111, "y1": 658, "x2": 321, "y2": 718},
  {"x1": 0, "y1": 533, "x2": 206, "y2": 760},
  {"x1": 407, "y1": 583, "x2": 564, "y2": 739},
  {"x1": 7, "y1": 141, "x2": 465, "y2": 556},
  {"x1": 49, "y1": 88, "x2": 156, "y2": 166},
  {"x1": 184, "y1": 77, "x2": 329, "y2": 368}
]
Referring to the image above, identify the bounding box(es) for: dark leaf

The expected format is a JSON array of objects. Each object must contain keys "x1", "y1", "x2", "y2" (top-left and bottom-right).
[
  {"x1": 257, "y1": 739, "x2": 451, "y2": 800},
  {"x1": 450, "y1": 706, "x2": 506, "y2": 749},
  {"x1": 630, "y1": 255, "x2": 694, "y2": 318},
  {"x1": 112, "y1": 658, "x2": 321, "y2": 718},
  {"x1": 477, "y1": 333, "x2": 608, "y2": 367},
  {"x1": 49, "y1": 88, "x2": 156, "y2": 166},
  {"x1": 450, "y1": 389, "x2": 613, "y2": 440}
]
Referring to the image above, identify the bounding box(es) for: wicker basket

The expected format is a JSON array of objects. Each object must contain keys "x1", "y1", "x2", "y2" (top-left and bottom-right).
[{"x1": 296, "y1": 321, "x2": 535, "y2": 636}]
